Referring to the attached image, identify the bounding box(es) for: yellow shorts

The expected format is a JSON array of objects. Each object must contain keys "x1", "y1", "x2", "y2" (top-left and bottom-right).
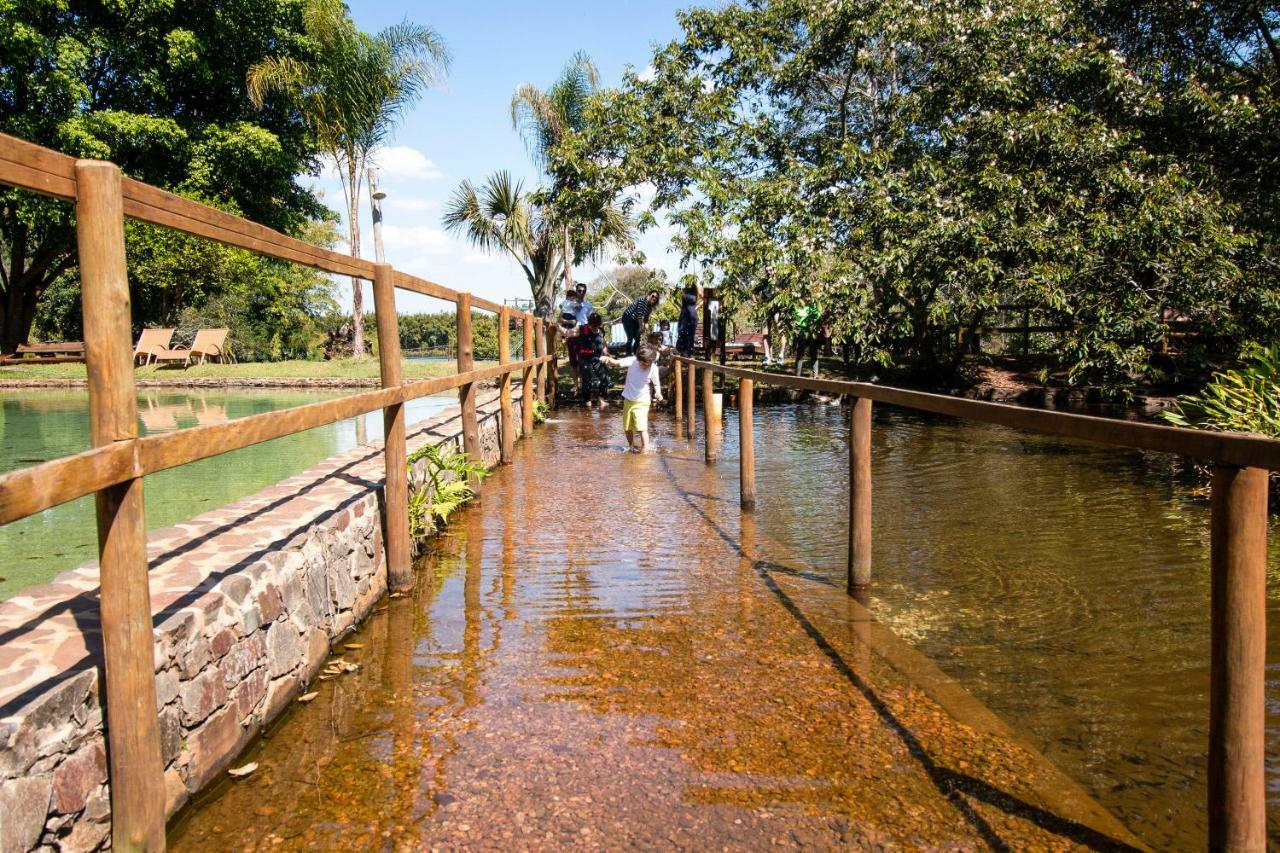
[{"x1": 622, "y1": 399, "x2": 650, "y2": 432}]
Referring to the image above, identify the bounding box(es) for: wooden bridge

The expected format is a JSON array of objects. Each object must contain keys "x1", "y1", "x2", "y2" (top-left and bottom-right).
[{"x1": 0, "y1": 134, "x2": 1278, "y2": 851}]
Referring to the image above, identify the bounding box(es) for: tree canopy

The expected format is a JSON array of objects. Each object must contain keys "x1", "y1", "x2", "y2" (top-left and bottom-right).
[
  {"x1": 1, "y1": 0, "x2": 332, "y2": 351},
  {"x1": 556, "y1": 0, "x2": 1280, "y2": 388}
]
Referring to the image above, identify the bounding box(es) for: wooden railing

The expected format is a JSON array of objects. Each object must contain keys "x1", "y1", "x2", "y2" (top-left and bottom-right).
[
  {"x1": 675, "y1": 356, "x2": 1278, "y2": 852},
  {"x1": 0, "y1": 132, "x2": 553, "y2": 850}
]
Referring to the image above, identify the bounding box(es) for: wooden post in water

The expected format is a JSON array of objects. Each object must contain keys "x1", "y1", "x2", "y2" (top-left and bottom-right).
[
  {"x1": 534, "y1": 318, "x2": 546, "y2": 403},
  {"x1": 497, "y1": 307, "x2": 514, "y2": 463},
  {"x1": 1208, "y1": 465, "x2": 1269, "y2": 853},
  {"x1": 685, "y1": 362, "x2": 696, "y2": 438},
  {"x1": 546, "y1": 324, "x2": 559, "y2": 409},
  {"x1": 848, "y1": 397, "x2": 873, "y2": 592},
  {"x1": 673, "y1": 358, "x2": 684, "y2": 437},
  {"x1": 456, "y1": 294, "x2": 480, "y2": 484},
  {"x1": 372, "y1": 263, "x2": 411, "y2": 590},
  {"x1": 739, "y1": 378, "x2": 755, "y2": 509},
  {"x1": 702, "y1": 365, "x2": 717, "y2": 463},
  {"x1": 77, "y1": 159, "x2": 166, "y2": 852},
  {"x1": 522, "y1": 314, "x2": 535, "y2": 436}
]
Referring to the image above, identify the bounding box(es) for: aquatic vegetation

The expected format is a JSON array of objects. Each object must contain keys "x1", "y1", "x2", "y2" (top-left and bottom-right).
[
  {"x1": 532, "y1": 399, "x2": 550, "y2": 424},
  {"x1": 406, "y1": 443, "x2": 490, "y2": 537}
]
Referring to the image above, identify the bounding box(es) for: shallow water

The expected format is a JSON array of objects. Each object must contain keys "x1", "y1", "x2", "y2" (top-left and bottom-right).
[
  {"x1": 169, "y1": 403, "x2": 1277, "y2": 849},
  {"x1": 0, "y1": 389, "x2": 454, "y2": 599}
]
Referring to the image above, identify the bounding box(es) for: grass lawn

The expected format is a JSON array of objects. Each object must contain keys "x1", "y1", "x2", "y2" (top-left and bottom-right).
[{"x1": 0, "y1": 357, "x2": 497, "y2": 383}]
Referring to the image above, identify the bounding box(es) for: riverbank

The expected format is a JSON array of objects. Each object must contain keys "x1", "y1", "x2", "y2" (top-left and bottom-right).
[{"x1": 0, "y1": 358, "x2": 498, "y2": 388}]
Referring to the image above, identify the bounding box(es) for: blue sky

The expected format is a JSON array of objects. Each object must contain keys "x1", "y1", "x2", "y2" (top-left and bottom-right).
[{"x1": 314, "y1": 1, "x2": 695, "y2": 314}]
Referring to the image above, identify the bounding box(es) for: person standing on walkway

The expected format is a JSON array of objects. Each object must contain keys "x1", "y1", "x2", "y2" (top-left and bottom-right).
[
  {"x1": 577, "y1": 312, "x2": 610, "y2": 408},
  {"x1": 602, "y1": 345, "x2": 663, "y2": 452},
  {"x1": 676, "y1": 282, "x2": 699, "y2": 356},
  {"x1": 621, "y1": 289, "x2": 660, "y2": 355}
]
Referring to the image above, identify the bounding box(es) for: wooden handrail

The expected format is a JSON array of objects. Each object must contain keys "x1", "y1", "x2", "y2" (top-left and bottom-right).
[
  {"x1": 0, "y1": 356, "x2": 550, "y2": 526},
  {"x1": 676, "y1": 358, "x2": 1280, "y2": 470},
  {"x1": 0, "y1": 132, "x2": 539, "y2": 321},
  {"x1": 681, "y1": 354, "x2": 1273, "y2": 849}
]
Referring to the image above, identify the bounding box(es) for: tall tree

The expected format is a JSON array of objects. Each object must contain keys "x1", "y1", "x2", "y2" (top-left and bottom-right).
[
  {"x1": 247, "y1": 0, "x2": 449, "y2": 356},
  {"x1": 510, "y1": 51, "x2": 602, "y2": 316},
  {"x1": 0, "y1": 0, "x2": 325, "y2": 353},
  {"x1": 441, "y1": 171, "x2": 563, "y2": 317}
]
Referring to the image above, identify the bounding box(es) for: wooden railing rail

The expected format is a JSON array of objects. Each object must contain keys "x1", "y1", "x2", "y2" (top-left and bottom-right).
[
  {"x1": 0, "y1": 131, "x2": 552, "y2": 851},
  {"x1": 676, "y1": 356, "x2": 1275, "y2": 852}
]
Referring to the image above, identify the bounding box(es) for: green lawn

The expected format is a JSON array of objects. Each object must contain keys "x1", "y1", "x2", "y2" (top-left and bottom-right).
[{"x1": 0, "y1": 357, "x2": 497, "y2": 383}]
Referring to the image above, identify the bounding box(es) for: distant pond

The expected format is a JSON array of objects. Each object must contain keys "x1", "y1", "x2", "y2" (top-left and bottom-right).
[{"x1": 0, "y1": 387, "x2": 456, "y2": 600}]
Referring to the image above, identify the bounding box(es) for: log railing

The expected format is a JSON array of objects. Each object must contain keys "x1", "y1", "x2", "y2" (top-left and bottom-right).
[
  {"x1": 676, "y1": 356, "x2": 1278, "y2": 852},
  {"x1": 0, "y1": 132, "x2": 552, "y2": 851}
]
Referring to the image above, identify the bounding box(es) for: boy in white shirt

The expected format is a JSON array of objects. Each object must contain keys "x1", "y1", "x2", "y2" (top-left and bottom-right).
[{"x1": 602, "y1": 345, "x2": 663, "y2": 453}]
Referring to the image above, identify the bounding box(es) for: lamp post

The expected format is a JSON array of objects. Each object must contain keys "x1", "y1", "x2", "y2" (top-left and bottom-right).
[{"x1": 367, "y1": 166, "x2": 387, "y2": 265}]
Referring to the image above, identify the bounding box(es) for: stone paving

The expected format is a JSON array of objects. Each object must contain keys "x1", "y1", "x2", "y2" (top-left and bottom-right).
[{"x1": 0, "y1": 389, "x2": 520, "y2": 852}]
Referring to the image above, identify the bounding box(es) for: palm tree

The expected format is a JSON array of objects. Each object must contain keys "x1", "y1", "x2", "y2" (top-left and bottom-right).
[
  {"x1": 509, "y1": 51, "x2": 601, "y2": 312},
  {"x1": 442, "y1": 171, "x2": 632, "y2": 320},
  {"x1": 441, "y1": 172, "x2": 563, "y2": 317},
  {"x1": 247, "y1": 0, "x2": 449, "y2": 356}
]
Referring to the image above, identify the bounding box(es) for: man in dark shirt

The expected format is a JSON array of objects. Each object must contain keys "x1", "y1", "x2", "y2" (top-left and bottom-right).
[{"x1": 621, "y1": 289, "x2": 660, "y2": 355}]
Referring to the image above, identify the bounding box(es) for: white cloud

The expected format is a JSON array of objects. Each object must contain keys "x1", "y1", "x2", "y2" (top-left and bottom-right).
[
  {"x1": 463, "y1": 252, "x2": 499, "y2": 266},
  {"x1": 386, "y1": 197, "x2": 437, "y2": 212},
  {"x1": 380, "y1": 224, "x2": 450, "y2": 254},
  {"x1": 637, "y1": 64, "x2": 657, "y2": 82},
  {"x1": 371, "y1": 145, "x2": 444, "y2": 181}
]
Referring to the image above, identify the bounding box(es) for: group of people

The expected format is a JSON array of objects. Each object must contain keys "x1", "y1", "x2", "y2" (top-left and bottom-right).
[{"x1": 557, "y1": 281, "x2": 706, "y2": 452}]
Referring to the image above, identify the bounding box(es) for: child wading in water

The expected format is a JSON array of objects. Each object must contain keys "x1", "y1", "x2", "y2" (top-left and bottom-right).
[{"x1": 602, "y1": 345, "x2": 663, "y2": 452}]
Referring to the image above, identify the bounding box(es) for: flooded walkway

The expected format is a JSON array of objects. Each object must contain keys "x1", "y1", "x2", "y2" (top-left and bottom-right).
[{"x1": 169, "y1": 410, "x2": 1142, "y2": 850}]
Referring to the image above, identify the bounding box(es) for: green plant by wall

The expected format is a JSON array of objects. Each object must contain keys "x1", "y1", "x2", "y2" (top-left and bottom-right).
[
  {"x1": 1163, "y1": 345, "x2": 1280, "y2": 438},
  {"x1": 532, "y1": 400, "x2": 550, "y2": 425},
  {"x1": 405, "y1": 443, "x2": 490, "y2": 539}
]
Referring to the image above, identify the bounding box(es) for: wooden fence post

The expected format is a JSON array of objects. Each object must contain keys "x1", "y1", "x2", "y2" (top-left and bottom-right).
[
  {"x1": 685, "y1": 362, "x2": 696, "y2": 438},
  {"x1": 703, "y1": 365, "x2": 717, "y2": 463},
  {"x1": 522, "y1": 314, "x2": 535, "y2": 436},
  {"x1": 546, "y1": 323, "x2": 559, "y2": 409},
  {"x1": 498, "y1": 307, "x2": 514, "y2": 463},
  {"x1": 739, "y1": 378, "x2": 755, "y2": 509},
  {"x1": 1208, "y1": 465, "x2": 1269, "y2": 852},
  {"x1": 456, "y1": 294, "x2": 481, "y2": 485},
  {"x1": 372, "y1": 263, "x2": 411, "y2": 591},
  {"x1": 534, "y1": 318, "x2": 546, "y2": 402},
  {"x1": 848, "y1": 397, "x2": 873, "y2": 592},
  {"x1": 77, "y1": 159, "x2": 166, "y2": 852},
  {"x1": 673, "y1": 358, "x2": 684, "y2": 437}
]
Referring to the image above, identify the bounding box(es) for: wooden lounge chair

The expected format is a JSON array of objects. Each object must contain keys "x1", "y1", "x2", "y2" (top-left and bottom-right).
[
  {"x1": 155, "y1": 329, "x2": 234, "y2": 367},
  {"x1": 134, "y1": 328, "x2": 174, "y2": 366}
]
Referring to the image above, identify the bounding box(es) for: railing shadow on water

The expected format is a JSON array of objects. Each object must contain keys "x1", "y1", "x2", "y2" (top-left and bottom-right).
[{"x1": 658, "y1": 454, "x2": 1143, "y2": 851}]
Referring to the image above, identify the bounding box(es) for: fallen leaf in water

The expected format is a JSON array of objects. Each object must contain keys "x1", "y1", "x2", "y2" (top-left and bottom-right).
[
  {"x1": 228, "y1": 762, "x2": 257, "y2": 779},
  {"x1": 344, "y1": 643, "x2": 364, "y2": 650},
  {"x1": 389, "y1": 592, "x2": 407, "y2": 599},
  {"x1": 318, "y1": 675, "x2": 335, "y2": 681},
  {"x1": 337, "y1": 661, "x2": 360, "y2": 673},
  {"x1": 297, "y1": 692, "x2": 319, "y2": 703}
]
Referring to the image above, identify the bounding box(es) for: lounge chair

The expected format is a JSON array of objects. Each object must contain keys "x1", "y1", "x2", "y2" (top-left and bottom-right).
[
  {"x1": 134, "y1": 328, "x2": 174, "y2": 366},
  {"x1": 155, "y1": 329, "x2": 234, "y2": 367}
]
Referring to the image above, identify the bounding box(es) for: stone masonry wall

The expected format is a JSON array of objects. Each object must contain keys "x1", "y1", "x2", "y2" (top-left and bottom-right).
[{"x1": 0, "y1": 389, "x2": 523, "y2": 852}]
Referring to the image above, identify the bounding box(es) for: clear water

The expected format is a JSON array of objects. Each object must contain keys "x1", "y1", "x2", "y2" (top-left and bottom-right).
[
  {"x1": 168, "y1": 403, "x2": 1279, "y2": 849},
  {"x1": 0, "y1": 388, "x2": 455, "y2": 599}
]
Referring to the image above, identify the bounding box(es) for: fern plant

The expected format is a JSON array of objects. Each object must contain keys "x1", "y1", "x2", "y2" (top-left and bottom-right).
[
  {"x1": 1162, "y1": 344, "x2": 1280, "y2": 437},
  {"x1": 532, "y1": 399, "x2": 550, "y2": 424},
  {"x1": 405, "y1": 443, "x2": 490, "y2": 538}
]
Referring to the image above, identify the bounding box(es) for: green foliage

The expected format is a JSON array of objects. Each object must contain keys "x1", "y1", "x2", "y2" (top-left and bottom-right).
[
  {"x1": 588, "y1": 266, "x2": 673, "y2": 320},
  {"x1": 392, "y1": 310, "x2": 500, "y2": 360},
  {"x1": 405, "y1": 443, "x2": 489, "y2": 538},
  {"x1": 531, "y1": 400, "x2": 550, "y2": 425},
  {"x1": 1163, "y1": 346, "x2": 1280, "y2": 437},
  {"x1": 1, "y1": 0, "x2": 328, "y2": 350},
  {"x1": 556, "y1": 0, "x2": 1278, "y2": 389}
]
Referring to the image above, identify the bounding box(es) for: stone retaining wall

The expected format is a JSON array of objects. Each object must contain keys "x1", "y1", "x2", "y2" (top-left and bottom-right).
[{"x1": 0, "y1": 390, "x2": 523, "y2": 852}]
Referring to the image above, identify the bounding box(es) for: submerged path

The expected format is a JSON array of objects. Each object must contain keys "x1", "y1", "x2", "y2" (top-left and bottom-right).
[{"x1": 169, "y1": 410, "x2": 1143, "y2": 850}]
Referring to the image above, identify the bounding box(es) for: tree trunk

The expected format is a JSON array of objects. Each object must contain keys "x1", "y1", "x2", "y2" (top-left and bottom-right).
[
  {"x1": 347, "y1": 160, "x2": 366, "y2": 357},
  {"x1": 562, "y1": 224, "x2": 573, "y2": 295},
  {"x1": 0, "y1": 230, "x2": 74, "y2": 353}
]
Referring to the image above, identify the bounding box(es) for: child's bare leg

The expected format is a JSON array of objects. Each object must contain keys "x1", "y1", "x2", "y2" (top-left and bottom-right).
[
  {"x1": 639, "y1": 429, "x2": 651, "y2": 453},
  {"x1": 624, "y1": 428, "x2": 636, "y2": 450}
]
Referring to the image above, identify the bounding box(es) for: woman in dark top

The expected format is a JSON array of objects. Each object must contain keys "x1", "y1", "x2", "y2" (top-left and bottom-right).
[
  {"x1": 577, "y1": 312, "x2": 610, "y2": 407},
  {"x1": 621, "y1": 289, "x2": 660, "y2": 355},
  {"x1": 676, "y1": 283, "x2": 699, "y2": 356}
]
